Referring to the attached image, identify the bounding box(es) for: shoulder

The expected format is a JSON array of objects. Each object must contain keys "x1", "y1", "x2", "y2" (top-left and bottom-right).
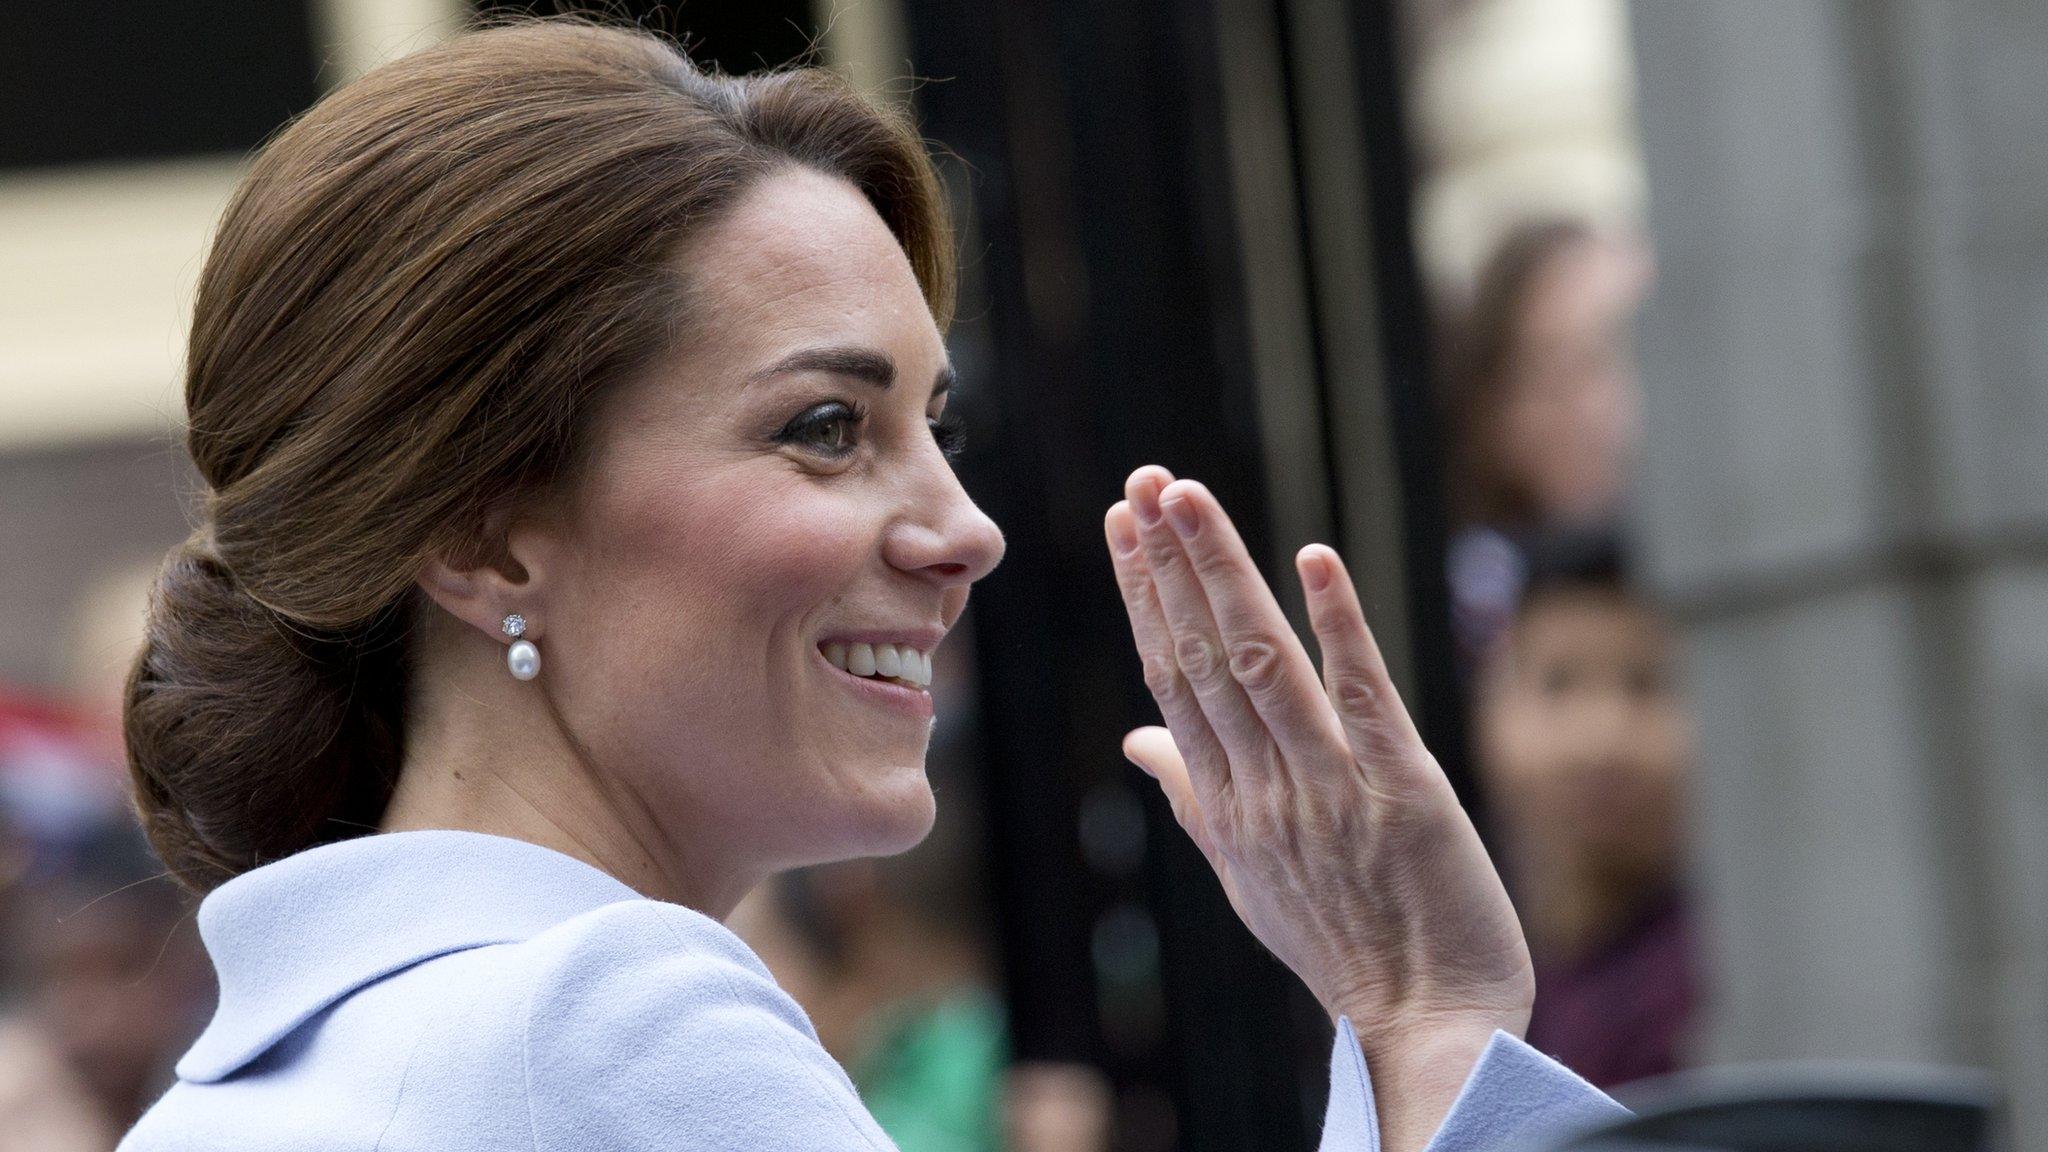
[
  {"x1": 514, "y1": 900, "x2": 895, "y2": 1152},
  {"x1": 517, "y1": 898, "x2": 809, "y2": 1062}
]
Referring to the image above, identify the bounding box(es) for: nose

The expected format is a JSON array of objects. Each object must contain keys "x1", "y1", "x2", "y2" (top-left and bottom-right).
[{"x1": 882, "y1": 455, "x2": 1006, "y2": 587}]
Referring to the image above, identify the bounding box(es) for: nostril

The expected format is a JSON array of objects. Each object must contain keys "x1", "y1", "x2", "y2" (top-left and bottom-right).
[{"x1": 930, "y1": 562, "x2": 969, "y2": 577}]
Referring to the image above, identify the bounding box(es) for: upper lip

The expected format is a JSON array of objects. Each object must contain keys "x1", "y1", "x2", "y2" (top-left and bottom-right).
[{"x1": 816, "y1": 627, "x2": 947, "y2": 652}]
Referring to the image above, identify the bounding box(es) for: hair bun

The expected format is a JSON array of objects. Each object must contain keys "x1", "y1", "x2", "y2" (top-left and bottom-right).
[{"x1": 124, "y1": 532, "x2": 405, "y2": 891}]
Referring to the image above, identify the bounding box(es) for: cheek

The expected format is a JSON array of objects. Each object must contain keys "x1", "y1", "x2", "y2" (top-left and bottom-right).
[
  {"x1": 641, "y1": 475, "x2": 871, "y2": 626},
  {"x1": 1634, "y1": 705, "x2": 1695, "y2": 785},
  {"x1": 1478, "y1": 693, "x2": 1555, "y2": 792},
  {"x1": 558, "y1": 466, "x2": 878, "y2": 735}
]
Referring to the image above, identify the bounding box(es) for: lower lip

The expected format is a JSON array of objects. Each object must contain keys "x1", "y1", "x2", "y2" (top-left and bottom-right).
[{"x1": 816, "y1": 649, "x2": 934, "y2": 720}]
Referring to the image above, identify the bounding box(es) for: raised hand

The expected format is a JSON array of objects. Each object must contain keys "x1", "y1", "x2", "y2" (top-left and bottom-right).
[{"x1": 1105, "y1": 466, "x2": 1534, "y2": 1152}]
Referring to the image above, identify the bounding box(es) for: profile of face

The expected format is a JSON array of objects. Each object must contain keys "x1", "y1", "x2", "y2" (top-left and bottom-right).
[
  {"x1": 1489, "y1": 236, "x2": 1652, "y2": 524},
  {"x1": 1474, "y1": 586, "x2": 1690, "y2": 879},
  {"x1": 449, "y1": 166, "x2": 1005, "y2": 892}
]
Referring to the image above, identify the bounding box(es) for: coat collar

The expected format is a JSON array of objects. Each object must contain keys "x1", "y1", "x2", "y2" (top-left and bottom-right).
[{"x1": 177, "y1": 829, "x2": 643, "y2": 1083}]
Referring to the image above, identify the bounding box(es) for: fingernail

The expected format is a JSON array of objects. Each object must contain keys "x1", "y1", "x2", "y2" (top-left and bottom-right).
[
  {"x1": 1107, "y1": 513, "x2": 1138, "y2": 556},
  {"x1": 1133, "y1": 479, "x2": 1163, "y2": 526},
  {"x1": 1300, "y1": 549, "x2": 1331, "y2": 592},
  {"x1": 1163, "y1": 495, "x2": 1198, "y2": 537}
]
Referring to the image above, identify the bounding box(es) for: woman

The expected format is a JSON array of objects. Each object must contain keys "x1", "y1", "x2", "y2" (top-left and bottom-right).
[
  {"x1": 119, "y1": 20, "x2": 1622, "y2": 1152},
  {"x1": 1440, "y1": 220, "x2": 1654, "y2": 676},
  {"x1": 1444, "y1": 220, "x2": 1652, "y2": 535}
]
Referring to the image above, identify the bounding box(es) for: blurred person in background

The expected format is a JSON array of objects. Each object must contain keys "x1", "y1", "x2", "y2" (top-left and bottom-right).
[
  {"x1": 5, "y1": 819, "x2": 210, "y2": 1140},
  {"x1": 1470, "y1": 531, "x2": 1698, "y2": 1088},
  {"x1": 741, "y1": 859, "x2": 1006, "y2": 1152},
  {"x1": 0, "y1": 1015, "x2": 116, "y2": 1152},
  {"x1": 1442, "y1": 219, "x2": 1654, "y2": 674},
  {"x1": 735, "y1": 865, "x2": 1116, "y2": 1152},
  {"x1": 0, "y1": 690, "x2": 126, "y2": 1152},
  {"x1": 0, "y1": 561, "x2": 212, "y2": 1148},
  {"x1": 1001, "y1": 1060, "x2": 1114, "y2": 1152}
]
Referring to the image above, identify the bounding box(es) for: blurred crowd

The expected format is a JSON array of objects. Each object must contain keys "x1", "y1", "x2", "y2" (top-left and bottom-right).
[
  {"x1": 0, "y1": 683, "x2": 209, "y2": 1149},
  {"x1": 1443, "y1": 218, "x2": 1702, "y2": 1088}
]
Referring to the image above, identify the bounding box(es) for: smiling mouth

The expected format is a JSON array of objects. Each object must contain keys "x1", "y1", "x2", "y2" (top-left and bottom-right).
[{"x1": 820, "y1": 641, "x2": 933, "y2": 691}]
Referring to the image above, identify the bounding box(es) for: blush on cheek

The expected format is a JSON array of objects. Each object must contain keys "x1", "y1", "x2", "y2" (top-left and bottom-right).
[{"x1": 612, "y1": 449, "x2": 868, "y2": 574}]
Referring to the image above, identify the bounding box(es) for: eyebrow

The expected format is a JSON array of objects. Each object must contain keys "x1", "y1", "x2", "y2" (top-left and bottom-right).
[{"x1": 750, "y1": 345, "x2": 956, "y2": 397}]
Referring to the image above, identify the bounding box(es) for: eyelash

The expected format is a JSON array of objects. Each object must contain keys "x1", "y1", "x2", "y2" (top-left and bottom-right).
[{"x1": 776, "y1": 400, "x2": 967, "y2": 460}]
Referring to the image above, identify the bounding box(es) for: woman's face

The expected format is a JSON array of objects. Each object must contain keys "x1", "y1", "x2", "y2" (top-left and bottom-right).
[
  {"x1": 1492, "y1": 237, "x2": 1651, "y2": 524},
  {"x1": 520, "y1": 166, "x2": 1004, "y2": 883}
]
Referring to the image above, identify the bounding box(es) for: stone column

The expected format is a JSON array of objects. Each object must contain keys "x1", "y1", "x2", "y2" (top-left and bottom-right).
[{"x1": 1628, "y1": 0, "x2": 2048, "y2": 1140}]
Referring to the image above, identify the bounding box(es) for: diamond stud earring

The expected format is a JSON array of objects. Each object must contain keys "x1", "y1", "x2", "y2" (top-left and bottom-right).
[{"x1": 502, "y1": 613, "x2": 539, "y2": 681}]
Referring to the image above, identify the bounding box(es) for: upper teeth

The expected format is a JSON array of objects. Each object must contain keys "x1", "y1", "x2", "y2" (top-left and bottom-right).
[{"x1": 822, "y1": 641, "x2": 933, "y2": 688}]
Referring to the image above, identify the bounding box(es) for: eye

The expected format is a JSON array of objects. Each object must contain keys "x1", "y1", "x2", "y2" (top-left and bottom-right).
[
  {"x1": 777, "y1": 401, "x2": 863, "y2": 458},
  {"x1": 929, "y1": 413, "x2": 966, "y2": 459}
]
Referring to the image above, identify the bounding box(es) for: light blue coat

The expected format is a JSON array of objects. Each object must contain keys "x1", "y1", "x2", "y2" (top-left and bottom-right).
[{"x1": 119, "y1": 830, "x2": 1625, "y2": 1150}]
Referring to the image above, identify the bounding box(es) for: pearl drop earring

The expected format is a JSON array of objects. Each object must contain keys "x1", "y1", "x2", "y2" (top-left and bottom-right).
[{"x1": 502, "y1": 613, "x2": 540, "y2": 681}]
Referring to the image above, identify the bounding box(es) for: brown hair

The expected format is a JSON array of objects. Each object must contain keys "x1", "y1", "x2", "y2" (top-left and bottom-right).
[{"x1": 123, "y1": 18, "x2": 955, "y2": 893}]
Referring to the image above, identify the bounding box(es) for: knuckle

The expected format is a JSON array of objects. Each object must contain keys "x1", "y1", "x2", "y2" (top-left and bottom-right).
[
  {"x1": 1229, "y1": 794, "x2": 1275, "y2": 849},
  {"x1": 1187, "y1": 541, "x2": 1235, "y2": 579},
  {"x1": 1172, "y1": 632, "x2": 1226, "y2": 684},
  {"x1": 1320, "y1": 784, "x2": 1372, "y2": 842},
  {"x1": 1298, "y1": 786, "x2": 1361, "y2": 847},
  {"x1": 1329, "y1": 672, "x2": 1383, "y2": 715},
  {"x1": 1115, "y1": 566, "x2": 1156, "y2": 604},
  {"x1": 1227, "y1": 637, "x2": 1286, "y2": 692},
  {"x1": 1140, "y1": 650, "x2": 1184, "y2": 699},
  {"x1": 1143, "y1": 533, "x2": 1186, "y2": 572}
]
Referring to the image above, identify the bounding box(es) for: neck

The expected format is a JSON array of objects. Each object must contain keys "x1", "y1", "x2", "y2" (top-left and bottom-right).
[{"x1": 382, "y1": 626, "x2": 760, "y2": 918}]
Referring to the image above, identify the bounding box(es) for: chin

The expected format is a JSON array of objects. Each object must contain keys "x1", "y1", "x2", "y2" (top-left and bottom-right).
[
  {"x1": 818, "y1": 762, "x2": 937, "y2": 863},
  {"x1": 860, "y1": 766, "x2": 939, "y2": 856}
]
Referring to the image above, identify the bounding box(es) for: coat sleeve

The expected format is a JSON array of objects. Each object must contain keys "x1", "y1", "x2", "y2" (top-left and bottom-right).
[
  {"x1": 1317, "y1": 1018, "x2": 1631, "y2": 1152},
  {"x1": 521, "y1": 902, "x2": 897, "y2": 1152}
]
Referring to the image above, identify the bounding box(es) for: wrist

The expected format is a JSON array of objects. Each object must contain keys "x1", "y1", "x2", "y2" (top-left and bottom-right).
[{"x1": 1351, "y1": 1014, "x2": 1513, "y2": 1152}]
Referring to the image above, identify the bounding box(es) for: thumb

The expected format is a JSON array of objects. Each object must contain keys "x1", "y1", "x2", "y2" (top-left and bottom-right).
[
  {"x1": 1121, "y1": 725, "x2": 1183, "y2": 781},
  {"x1": 1122, "y1": 727, "x2": 1214, "y2": 854}
]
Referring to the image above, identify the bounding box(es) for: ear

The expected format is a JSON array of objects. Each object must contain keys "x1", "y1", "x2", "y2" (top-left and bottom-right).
[{"x1": 416, "y1": 504, "x2": 560, "y2": 644}]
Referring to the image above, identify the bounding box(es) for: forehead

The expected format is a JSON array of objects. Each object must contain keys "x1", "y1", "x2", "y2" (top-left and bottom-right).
[
  {"x1": 676, "y1": 165, "x2": 937, "y2": 360},
  {"x1": 1516, "y1": 588, "x2": 1667, "y2": 653}
]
